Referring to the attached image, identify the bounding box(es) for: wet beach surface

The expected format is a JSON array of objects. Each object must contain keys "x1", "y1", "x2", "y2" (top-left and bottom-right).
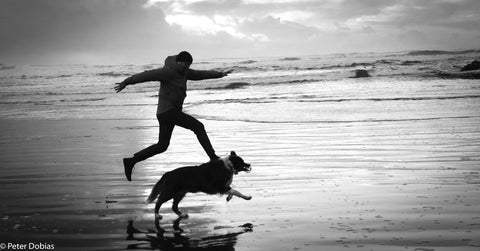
[
  {"x1": 2, "y1": 50, "x2": 480, "y2": 251},
  {"x1": 1, "y1": 117, "x2": 479, "y2": 250}
]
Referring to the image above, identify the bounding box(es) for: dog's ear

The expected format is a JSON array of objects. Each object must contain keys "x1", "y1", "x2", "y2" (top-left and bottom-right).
[{"x1": 230, "y1": 151, "x2": 237, "y2": 156}]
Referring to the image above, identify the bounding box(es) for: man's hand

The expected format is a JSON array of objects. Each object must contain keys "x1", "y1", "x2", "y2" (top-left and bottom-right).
[
  {"x1": 221, "y1": 69, "x2": 233, "y2": 77},
  {"x1": 114, "y1": 82, "x2": 127, "y2": 93}
]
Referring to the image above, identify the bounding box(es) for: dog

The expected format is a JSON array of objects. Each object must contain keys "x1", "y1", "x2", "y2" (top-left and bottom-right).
[{"x1": 146, "y1": 151, "x2": 252, "y2": 219}]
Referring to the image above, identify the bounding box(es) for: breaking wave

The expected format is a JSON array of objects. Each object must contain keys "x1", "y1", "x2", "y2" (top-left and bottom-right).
[{"x1": 406, "y1": 50, "x2": 480, "y2": 56}]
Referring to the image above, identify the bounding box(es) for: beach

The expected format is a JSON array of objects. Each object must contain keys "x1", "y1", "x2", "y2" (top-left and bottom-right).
[
  {"x1": 1, "y1": 51, "x2": 480, "y2": 250},
  {"x1": 1, "y1": 115, "x2": 479, "y2": 250}
]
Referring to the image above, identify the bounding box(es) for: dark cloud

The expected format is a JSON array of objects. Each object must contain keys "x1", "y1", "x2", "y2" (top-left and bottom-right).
[{"x1": 0, "y1": 0, "x2": 174, "y2": 64}]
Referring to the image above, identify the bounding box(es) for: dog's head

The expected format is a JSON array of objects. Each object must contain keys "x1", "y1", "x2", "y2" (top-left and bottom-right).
[{"x1": 228, "y1": 151, "x2": 251, "y2": 174}]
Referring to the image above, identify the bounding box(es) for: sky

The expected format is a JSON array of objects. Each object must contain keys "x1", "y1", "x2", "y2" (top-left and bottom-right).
[{"x1": 1, "y1": 0, "x2": 479, "y2": 64}]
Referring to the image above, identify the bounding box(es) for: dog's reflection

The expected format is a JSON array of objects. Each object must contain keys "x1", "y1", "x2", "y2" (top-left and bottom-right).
[{"x1": 126, "y1": 217, "x2": 253, "y2": 250}]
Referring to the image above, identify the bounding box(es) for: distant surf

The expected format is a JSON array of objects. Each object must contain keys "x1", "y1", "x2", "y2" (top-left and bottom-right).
[{"x1": 1, "y1": 49, "x2": 479, "y2": 120}]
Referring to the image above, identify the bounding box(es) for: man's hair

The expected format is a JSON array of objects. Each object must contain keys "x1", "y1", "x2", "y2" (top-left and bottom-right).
[{"x1": 177, "y1": 51, "x2": 193, "y2": 64}]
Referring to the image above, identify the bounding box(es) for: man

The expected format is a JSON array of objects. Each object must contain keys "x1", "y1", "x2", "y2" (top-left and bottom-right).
[{"x1": 114, "y1": 51, "x2": 232, "y2": 181}]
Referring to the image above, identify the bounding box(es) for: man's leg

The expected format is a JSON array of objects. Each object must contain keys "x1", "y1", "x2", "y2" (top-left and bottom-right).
[
  {"x1": 166, "y1": 110, "x2": 218, "y2": 160},
  {"x1": 123, "y1": 114, "x2": 174, "y2": 181},
  {"x1": 132, "y1": 119, "x2": 174, "y2": 162}
]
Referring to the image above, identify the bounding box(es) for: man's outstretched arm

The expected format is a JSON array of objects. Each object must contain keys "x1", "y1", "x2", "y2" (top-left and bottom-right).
[
  {"x1": 187, "y1": 69, "x2": 233, "y2": 81},
  {"x1": 114, "y1": 68, "x2": 168, "y2": 93}
]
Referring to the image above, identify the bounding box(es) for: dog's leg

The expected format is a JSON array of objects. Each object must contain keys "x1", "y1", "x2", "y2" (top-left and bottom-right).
[
  {"x1": 172, "y1": 192, "x2": 188, "y2": 218},
  {"x1": 155, "y1": 193, "x2": 172, "y2": 220},
  {"x1": 154, "y1": 200, "x2": 163, "y2": 220},
  {"x1": 226, "y1": 188, "x2": 252, "y2": 202}
]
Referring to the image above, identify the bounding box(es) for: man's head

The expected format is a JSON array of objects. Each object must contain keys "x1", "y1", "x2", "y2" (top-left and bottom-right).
[
  {"x1": 173, "y1": 51, "x2": 192, "y2": 74},
  {"x1": 176, "y1": 51, "x2": 193, "y2": 65}
]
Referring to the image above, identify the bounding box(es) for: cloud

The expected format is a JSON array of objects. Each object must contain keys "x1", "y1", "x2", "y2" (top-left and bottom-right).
[
  {"x1": 334, "y1": 0, "x2": 480, "y2": 33},
  {"x1": 239, "y1": 16, "x2": 319, "y2": 41},
  {"x1": 152, "y1": 0, "x2": 480, "y2": 45},
  {"x1": 0, "y1": 0, "x2": 176, "y2": 64},
  {"x1": 1, "y1": 0, "x2": 479, "y2": 64}
]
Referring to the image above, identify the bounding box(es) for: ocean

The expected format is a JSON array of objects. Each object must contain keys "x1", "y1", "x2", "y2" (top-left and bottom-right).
[{"x1": 1, "y1": 50, "x2": 479, "y2": 122}]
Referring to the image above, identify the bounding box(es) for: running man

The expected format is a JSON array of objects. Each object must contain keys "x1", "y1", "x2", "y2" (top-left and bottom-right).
[{"x1": 114, "y1": 51, "x2": 232, "y2": 181}]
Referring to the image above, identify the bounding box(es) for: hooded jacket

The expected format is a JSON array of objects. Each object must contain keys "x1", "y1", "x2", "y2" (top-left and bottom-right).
[{"x1": 122, "y1": 55, "x2": 223, "y2": 114}]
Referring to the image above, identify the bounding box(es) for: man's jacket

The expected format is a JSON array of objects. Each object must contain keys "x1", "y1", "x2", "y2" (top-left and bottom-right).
[{"x1": 123, "y1": 55, "x2": 223, "y2": 114}]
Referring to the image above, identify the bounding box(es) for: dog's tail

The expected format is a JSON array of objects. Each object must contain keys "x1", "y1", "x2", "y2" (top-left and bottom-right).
[{"x1": 146, "y1": 176, "x2": 166, "y2": 204}]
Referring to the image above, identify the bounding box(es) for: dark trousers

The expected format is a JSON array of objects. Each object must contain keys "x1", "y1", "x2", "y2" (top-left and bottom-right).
[{"x1": 133, "y1": 108, "x2": 217, "y2": 162}]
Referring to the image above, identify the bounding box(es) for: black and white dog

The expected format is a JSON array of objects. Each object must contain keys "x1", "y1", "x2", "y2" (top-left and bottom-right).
[{"x1": 146, "y1": 151, "x2": 252, "y2": 219}]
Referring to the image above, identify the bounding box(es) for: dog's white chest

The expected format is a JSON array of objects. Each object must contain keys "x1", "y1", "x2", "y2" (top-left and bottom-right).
[{"x1": 221, "y1": 157, "x2": 235, "y2": 187}]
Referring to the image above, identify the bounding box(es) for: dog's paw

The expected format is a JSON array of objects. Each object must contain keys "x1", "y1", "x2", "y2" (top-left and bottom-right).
[
  {"x1": 244, "y1": 196, "x2": 252, "y2": 200},
  {"x1": 226, "y1": 194, "x2": 233, "y2": 202},
  {"x1": 179, "y1": 213, "x2": 189, "y2": 219},
  {"x1": 155, "y1": 213, "x2": 162, "y2": 220}
]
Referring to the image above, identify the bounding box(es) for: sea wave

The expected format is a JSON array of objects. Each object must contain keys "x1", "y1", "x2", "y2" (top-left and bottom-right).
[
  {"x1": 97, "y1": 71, "x2": 131, "y2": 77},
  {"x1": 406, "y1": 49, "x2": 480, "y2": 56},
  {"x1": 60, "y1": 98, "x2": 106, "y2": 102},
  {"x1": 0, "y1": 100, "x2": 55, "y2": 105},
  {"x1": 213, "y1": 59, "x2": 430, "y2": 75},
  {"x1": 205, "y1": 82, "x2": 250, "y2": 90},
  {"x1": 280, "y1": 57, "x2": 302, "y2": 61},
  {"x1": 1, "y1": 64, "x2": 15, "y2": 70},
  {"x1": 297, "y1": 95, "x2": 480, "y2": 103},
  {"x1": 194, "y1": 114, "x2": 479, "y2": 124},
  {"x1": 189, "y1": 95, "x2": 480, "y2": 107},
  {"x1": 187, "y1": 50, "x2": 480, "y2": 81},
  {"x1": 238, "y1": 60, "x2": 257, "y2": 64},
  {"x1": 434, "y1": 69, "x2": 480, "y2": 79}
]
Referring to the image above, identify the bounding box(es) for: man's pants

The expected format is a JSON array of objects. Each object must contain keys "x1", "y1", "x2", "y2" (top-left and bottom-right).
[{"x1": 132, "y1": 108, "x2": 217, "y2": 163}]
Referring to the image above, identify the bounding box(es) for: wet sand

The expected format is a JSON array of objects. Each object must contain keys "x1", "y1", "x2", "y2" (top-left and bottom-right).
[{"x1": 1, "y1": 117, "x2": 479, "y2": 250}]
